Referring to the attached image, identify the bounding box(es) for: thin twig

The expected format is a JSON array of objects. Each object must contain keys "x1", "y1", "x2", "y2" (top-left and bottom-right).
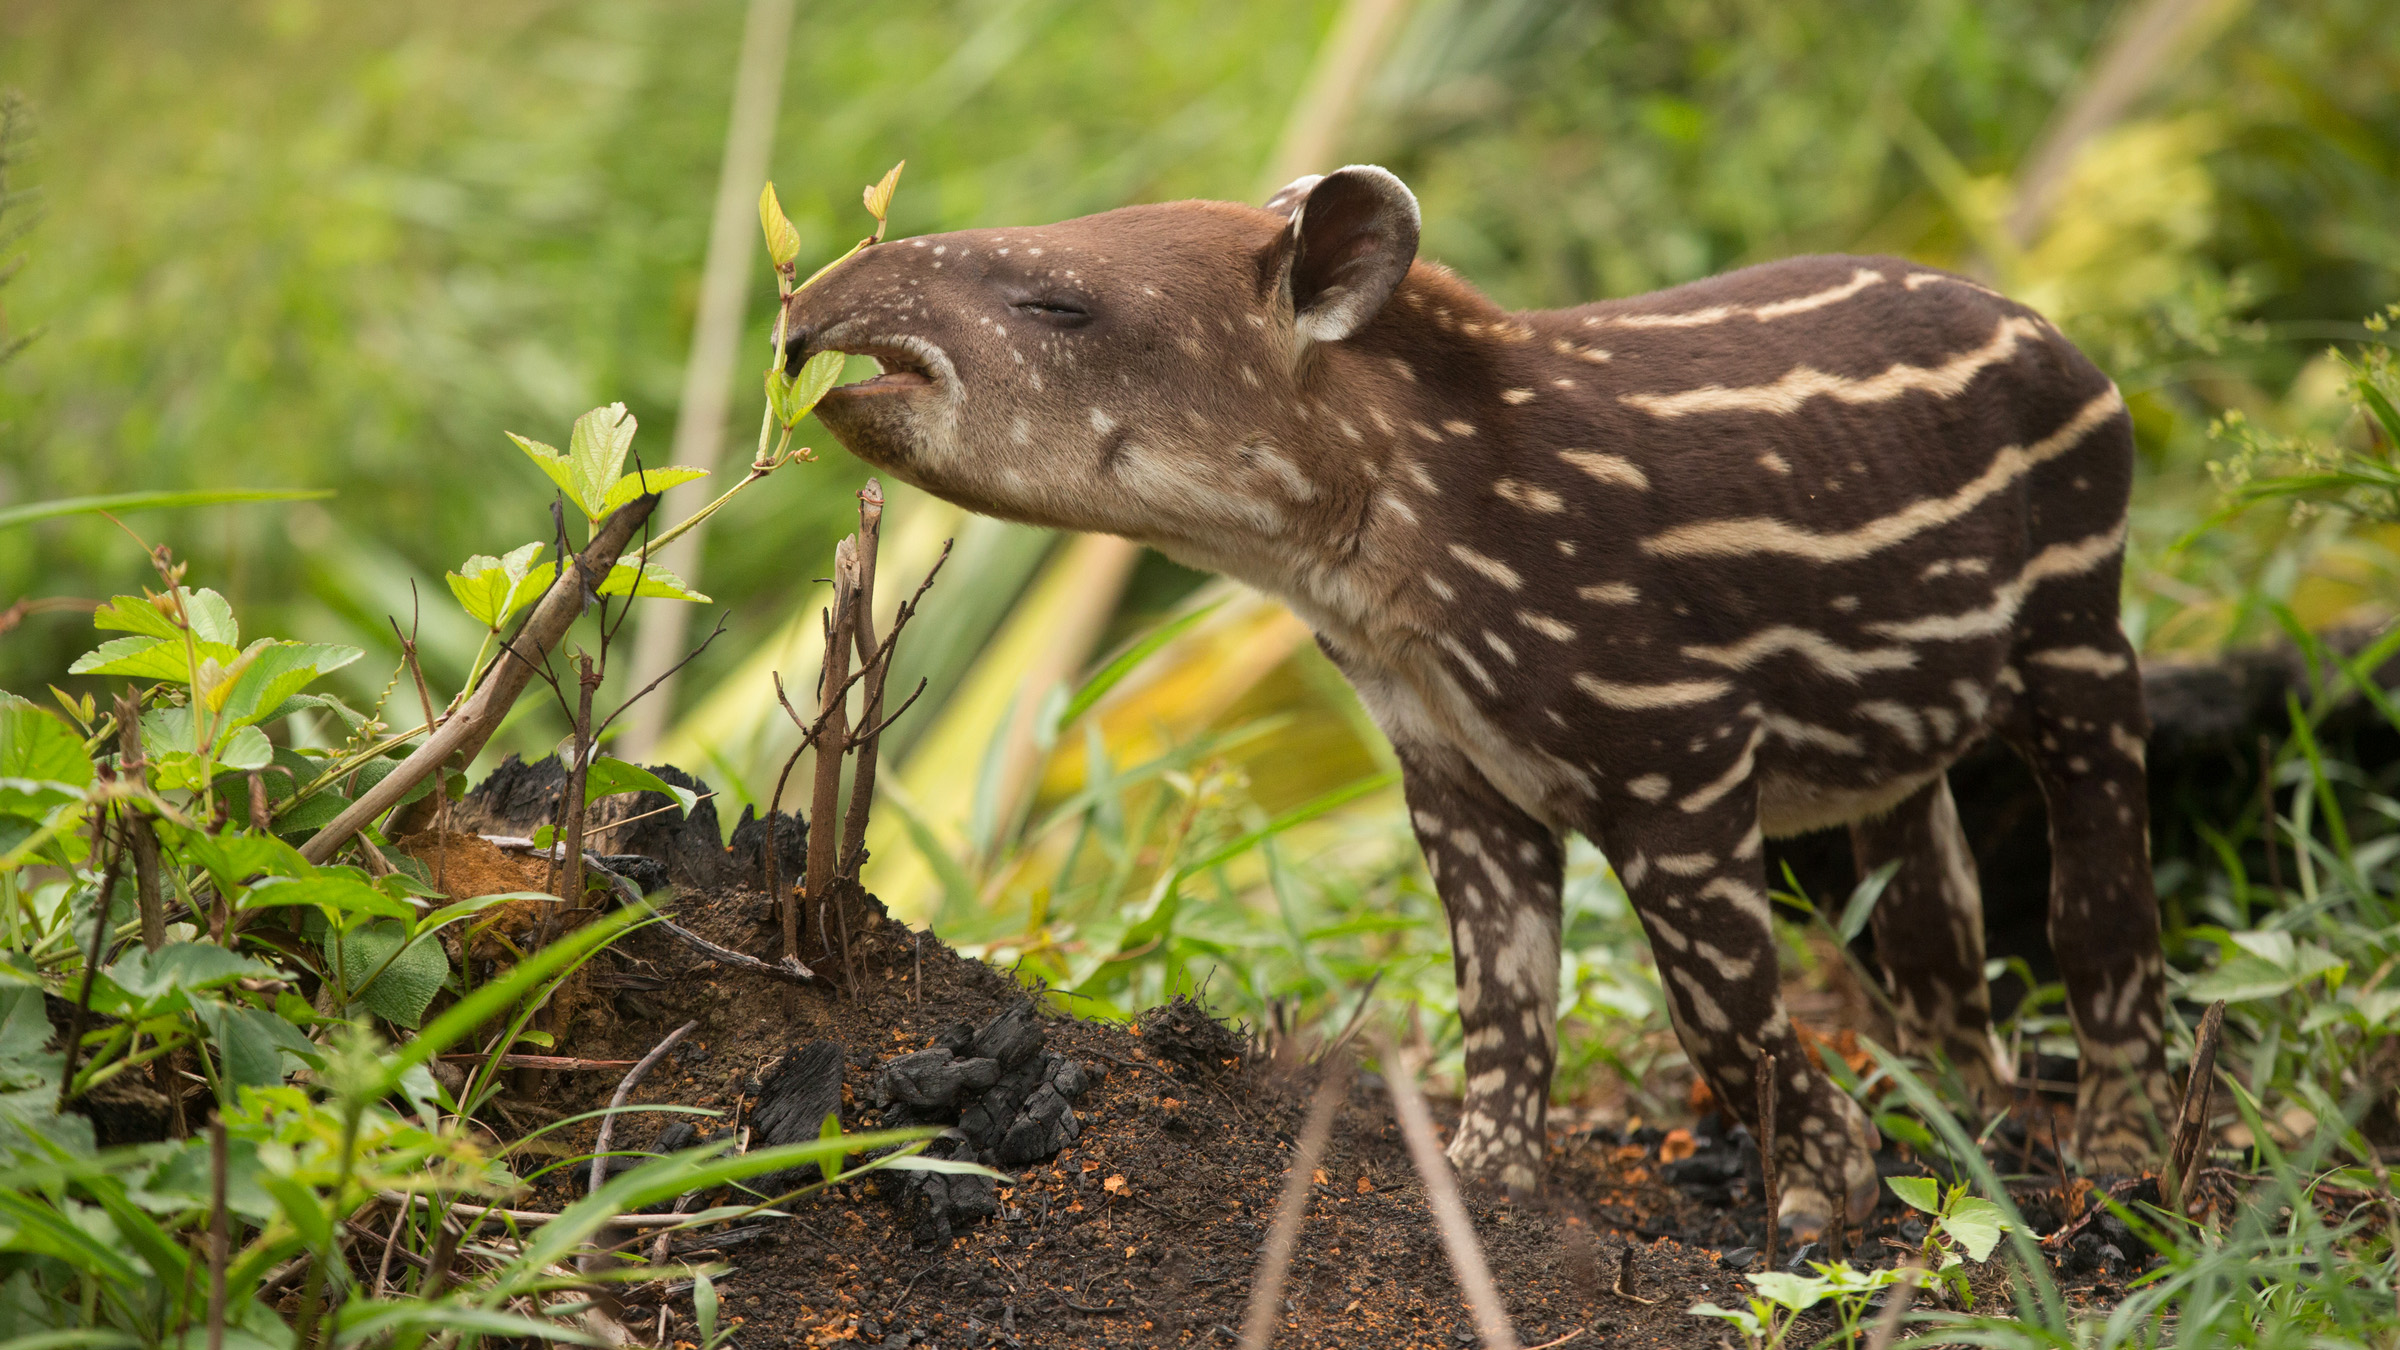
[
  {"x1": 1237, "y1": 1058, "x2": 1352, "y2": 1349},
  {"x1": 375, "y1": 1190, "x2": 716, "y2": 1229},
  {"x1": 654, "y1": 914, "x2": 818, "y2": 985},
  {"x1": 592, "y1": 1020, "x2": 701, "y2": 1197},
  {"x1": 2165, "y1": 999, "x2": 2227, "y2": 1213},
  {"x1": 371, "y1": 1186, "x2": 414, "y2": 1300},
  {"x1": 840, "y1": 481, "x2": 885, "y2": 874},
  {"x1": 1757, "y1": 1052, "x2": 1780, "y2": 1267},
  {"x1": 58, "y1": 819, "x2": 126, "y2": 1111},
  {"x1": 1373, "y1": 1030, "x2": 1521, "y2": 1349},
  {"x1": 803, "y1": 541, "x2": 859, "y2": 956}
]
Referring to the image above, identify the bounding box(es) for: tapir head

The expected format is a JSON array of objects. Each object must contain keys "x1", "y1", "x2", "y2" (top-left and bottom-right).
[{"x1": 780, "y1": 167, "x2": 1424, "y2": 551}]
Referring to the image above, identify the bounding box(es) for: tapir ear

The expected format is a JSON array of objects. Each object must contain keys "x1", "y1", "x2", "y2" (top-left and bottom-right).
[
  {"x1": 1261, "y1": 174, "x2": 1322, "y2": 219},
  {"x1": 1273, "y1": 165, "x2": 1420, "y2": 344}
]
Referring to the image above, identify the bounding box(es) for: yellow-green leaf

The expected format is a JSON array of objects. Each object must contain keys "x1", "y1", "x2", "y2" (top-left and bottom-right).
[
  {"x1": 863, "y1": 160, "x2": 905, "y2": 231},
  {"x1": 599, "y1": 464, "x2": 709, "y2": 518},
  {"x1": 507, "y1": 432, "x2": 581, "y2": 504},
  {"x1": 597, "y1": 560, "x2": 710, "y2": 604},
  {"x1": 567, "y1": 403, "x2": 639, "y2": 523},
  {"x1": 785, "y1": 349, "x2": 848, "y2": 427},
  {"x1": 760, "y1": 182, "x2": 801, "y2": 267}
]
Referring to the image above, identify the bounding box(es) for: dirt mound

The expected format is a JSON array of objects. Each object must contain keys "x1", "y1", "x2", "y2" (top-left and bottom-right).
[{"x1": 458, "y1": 767, "x2": 2120, "y2": 1348}]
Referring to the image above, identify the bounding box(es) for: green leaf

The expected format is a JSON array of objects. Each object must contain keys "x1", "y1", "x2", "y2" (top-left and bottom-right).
[
  {"x1": 337, "y1": 920, "x2": 451, "y2": 1028},
  {"x1": 567, "y1": 403, "x2": 639, "y2": 523},
  {"x1": 180, "y1": 589, "x2": 239, "y2": 645},
  {"x1": 90, "y1": 594, "x2": 185, "y2": 641},
  {"x1": 103, "y1": 943, "x2": 278, "y2": 1013},
  {"x1": 1939, "y1": 1196, "x2": 2012, "y2": 1263},
  {"x1": 209, "y1": 1003, "x2": 322, "y2": 1087},
  {"x1": 508, "y1": 432, "x2": 583, "y2": 505},
  {"x1": 214, "y1": 725, "x2": 273, "y2": 773},
  {"x1": 1836, "y1": 858, "x2": 1901, "y2": 943},
  {"x1": 1050, "y1": 602, "x2": 1223, "y2": 738},
  {"x1": 759, "y1": 182, "x2": 801, "y2": 268},
  {"x1": 1745, "y1": 1270, "x2": 1833, "y2": 1312},
  {"x1": 1887, "y1": 1175, "x2": 1942, "y2": 1214},
  {"x1": 240, "y1": 873, "x2": 415, "y2": 924},
  {"x1": 0, "y1": 987, "x2": 64, "y2": 1089},
  {"x1": 1685, "y1": 1303, "x2": 1764, "y2": 1336},
  {"x1": 215, "y1": 643, "x2": 363, "y2": 730},
  {"x1": 597, "y1": 560, "x2": 711, "y2": 604},
  {"x1": 599, "y1": 465, "x2": 708, "y2": 518},
  {"x1": 68, "y1": 635, "x2": 207, "y2": 681},
  {"x1": 446, "y1": 542, "x2": 554, "y2": 630},
  {"x1": 0, "y1": 692, "x2": 94, "y2": 816},
  {"x1": 583, "y1": 758, "x2": 697, "y2": 816},
  {"x1": 0, "y1": 487, "x2": 331, "y2": 532},
  {"x1": 785, "y1": 349, "x2": 848, "y2": 426},
  {"x1": 333, "y1": 1303, "x2": 606, "y2": 1348},
  {"x1": 693, "y1": 1270, "x2": 721, "y2": 1344}
]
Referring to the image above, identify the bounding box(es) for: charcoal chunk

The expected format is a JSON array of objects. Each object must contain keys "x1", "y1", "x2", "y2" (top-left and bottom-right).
[
  {"x1": 744, "y1": 1039, "x2": 846, "y2": 1192},
  {"x1": 971, "y1": 1002, "x2": 1046, "y2": 1069},
  {"x1": 878, "y1": 1049, "x2": 966, "y2": 1110},
  {"x1": 863, "y1": 1001, "x2": 1092, "y2": 1244}
]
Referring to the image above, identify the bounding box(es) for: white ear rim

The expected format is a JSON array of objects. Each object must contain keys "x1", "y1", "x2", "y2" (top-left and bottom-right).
[
  {"x1": 1263, "y1": 173, "x2": 1324, "y2": 217},
  {"x1": 1285, "y1": 165, "x2": 1421, "y2": 344}
]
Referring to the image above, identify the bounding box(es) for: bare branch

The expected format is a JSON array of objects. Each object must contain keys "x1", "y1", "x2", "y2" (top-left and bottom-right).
[
  {"x1": 1374, "y1": 1030, "x2": 1521, "y2": 1349},
  {"x1": 1238, "y1": 1057, "x2": 1352, "y2": 1350},
  {"x1": 299, "y1": 494, "x2": 661, "y2": 864}
]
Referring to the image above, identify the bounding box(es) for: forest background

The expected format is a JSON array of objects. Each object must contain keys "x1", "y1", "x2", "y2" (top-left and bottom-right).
[{"x1": 2, "y1": 0, "x2": 2397, "y2": 1094}]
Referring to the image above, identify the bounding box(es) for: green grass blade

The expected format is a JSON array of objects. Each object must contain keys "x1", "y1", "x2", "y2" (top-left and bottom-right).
[{"x1": 0, "y1": 487, "x2": 333, "y2": 530}]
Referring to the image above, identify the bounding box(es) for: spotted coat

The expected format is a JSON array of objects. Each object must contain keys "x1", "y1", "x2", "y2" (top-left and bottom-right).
[{"x1": 781, "y1": 166, "x2": 2173, "y2": 1220}]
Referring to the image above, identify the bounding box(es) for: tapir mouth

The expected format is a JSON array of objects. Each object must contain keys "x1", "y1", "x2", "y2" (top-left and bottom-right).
[{"x1": 817, "y1": 337, "x2": 942, "y2": 399}]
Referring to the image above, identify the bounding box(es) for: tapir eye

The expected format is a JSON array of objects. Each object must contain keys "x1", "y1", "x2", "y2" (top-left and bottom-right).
[{"x1": 1009, "y1": 295, "x2": 1092, "y2": 328}]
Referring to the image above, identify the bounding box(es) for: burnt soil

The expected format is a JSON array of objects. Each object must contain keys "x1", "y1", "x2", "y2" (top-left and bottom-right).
[{"x1": 444, "y1": 760, "x2": 2148, "y2": 1349}]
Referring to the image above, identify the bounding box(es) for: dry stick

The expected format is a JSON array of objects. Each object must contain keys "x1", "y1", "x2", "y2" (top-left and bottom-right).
[
  {"x1": 591, "y1": 1020, "x2": 701, "y2": 1197},
  {"x1": 1374, "y1": 1031, "x2": 1522, "y2": 1350},
  {"x1": 57, "y1": 822, "x2": 126, "y2": 1112},
  {"x1": 114, "y1": 697, "x2": 166, "y2": 952},
  {"x1": 371, "y1": 1185, "x2": 413, "y2": 1301},
  {"x1": 802, "y1": 540, "x2": 860, "y2": 971},
  {"x1": 840, "y1": 481, "x2": 885, "y2": 874},
  {"x1": 206, "y1": 1121, "x2": 228, "y2": 1350},
  {"x1": 375, "y1": 1190, "x2": 718, "y2": 1230},
  {"x1": 116, "y1": 697, "x2": 184, "y2": 1137},
  {"x1": 1828, "y1": 1185, "x2": 1848, "y2": 1263},
  {"x1": 2164, "y1": 999, "x2": 2228, "y2": 1214},
  {"x1": 298, "y1": 495, "x2": 661, "y2": 865},
  {"x1": 1237, "y1": 1057, "x2": 1353, "y2": 1350},
  {"x1": 1757, "y1": 1052, "x2": 1780, "y2": 1270}
]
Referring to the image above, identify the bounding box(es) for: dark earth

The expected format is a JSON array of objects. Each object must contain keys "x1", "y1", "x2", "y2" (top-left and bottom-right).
[{"x1": 429, "y1": 757, "x2": 2167, "y2": 1350}]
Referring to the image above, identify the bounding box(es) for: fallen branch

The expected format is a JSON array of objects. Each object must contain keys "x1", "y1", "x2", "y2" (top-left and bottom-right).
[
  {"x1": 374, "y1": 1191, "x2": 715, "y2": 1230},
  {"x1": 1374, "y1": 1030, "x2": 1521, "y2": 1350},
  {"x1": 299, "y1": 494, "x2": 661, "y2": 864},
  {"x1": 653, "y1": 914, "x2": 818, "y2": 985},
  {"x1": 592, "y1": 1020, "x2": 700, "y2": 1196},
  {"x1": 1237, "y1": 1057, "x2": 1352, "y2": 1350}
]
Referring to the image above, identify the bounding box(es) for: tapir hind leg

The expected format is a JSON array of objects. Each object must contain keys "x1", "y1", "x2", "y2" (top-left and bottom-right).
[
  {"x1": 2001, "y1": 604, "x2": 2172, "y2": 1172},
  {"x1": 1849, "y1": 774, "x2": 2012, "y2": 1108}
]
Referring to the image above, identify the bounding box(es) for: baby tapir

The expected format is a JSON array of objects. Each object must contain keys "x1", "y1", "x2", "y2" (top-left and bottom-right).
[{"x1": 781, "y1": 164, "x2": 2172, "y2": 1223}]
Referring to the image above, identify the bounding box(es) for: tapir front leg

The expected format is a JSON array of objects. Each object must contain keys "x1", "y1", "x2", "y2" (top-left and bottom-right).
[{"x1": 1399, "y1": 750, "x2": 1565, "y2": 1195}]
